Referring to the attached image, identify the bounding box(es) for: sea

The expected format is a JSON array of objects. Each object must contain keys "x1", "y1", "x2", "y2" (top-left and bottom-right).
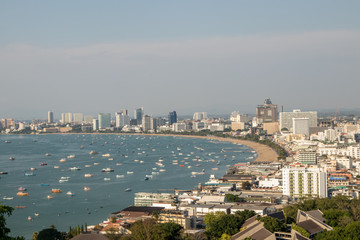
[{"x1": 0, "y1": 134, "x2": 256, "y2": 239}]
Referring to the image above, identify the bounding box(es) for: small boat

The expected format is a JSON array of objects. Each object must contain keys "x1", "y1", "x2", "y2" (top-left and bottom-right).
[
  {"x1": 212, "y1": 168, "x2": 219, "y2": 171},
  {"x1": 67, "y1": 155, "x2": 76, "y2": 159},
  {"x1": 59, "y1": 179, "x2": 68, "y2": 183},
  {"x1": 101, "y1": 168, "x2": 114, "y2": 172},
  {"x1": 59, "y1": 158, "x2": 66, "y2": 162},
  {"x1": 9, "y1": 157, "x2": 15, "y2": 160},
  {"x1": 80, "y1": 145, "x2": 84, "y2": 149},
  {"x1": 108, "y1": 158, "x2": 114, "y2": 161},
  {"x1": 60, "y1": 176, "x2": 70, "y2": 180},
  {"x1": 94, "y1": 162, "x2": 100, "y2": 165},
  {"x1": 104, "y1": 178, "x2": 111, "y2": 181},
  {"x1": 47, "y1": 195, "x2": 53, "y2": 199},
  {"x1": 66, "y1": 191, "x2": 75, "y2": 196},
  {"x1": 16, "y1": 206, "x2": 26, "y2": 209},
  {"x1": 4, "y1": 140, "x2": 11, "y2": 143},
  {"x1": 89, "y1": 151, "x2": 98, "y2": 155},
  {"x1": 34, "y1": 213, "x2": 39, "y2": 217},
  {"x1": 144, "y1": 177, "x2": 149, "y2": 181},
  {"x1": 116, "y1": 175, "x2": 125, "y2": 178},
  {"x1": 45, "y1": 153, "x2": 51, "y2": 156},
  {"x1": 3, "y1": 196, "x2": 14, "y2": 200},
  {"x1": 17, "y1": 192, "x2": 29, "y2": 196},
  {"x1": 84, "y1": 173, "x2": 93, "y2": 178},
  {"x1": 40, "y1": 162, "x2": 47, "y2": 166},
  {"x1": 69, "y1": 167, "x2": 81, "y2": 171},
  {"x1": 28, "y1": 216, "x2": 32, "y2": 221},
  {"x1": 0, "y1": 171, "x2": 8, "y2": 175},
  {"x1": 83, "y1": 186, "x2": 91, "y2": 191},
  {"x1": 125, "y1": 188, "x2": 132, "y2": 192},
  {"x1": 18, "y1": 187, "x2": 27, "y2": 191},
  {"x1": 116, "y1": 163, "x2": 122, "y2": 166},
  {"x1": 51, "y1": 189, "x2": 62, "y2": 193},
  {"x1": 29, "y1": 167, "x2": 37, "y2": 171},
  {"x1": 127, "y1": 171, "x2": 134, "y2": 175},
  {"x1": 85, "y1": 165, "x2": 92, "y2": 168},
  {"x1": 54, "y1": 166, "x2": 59, "y2": 169},
  {"x1": 159, "y1": 169, "x2": 166, "y2": 172},
  {"x1": 102, "y1": 153, "x2": 111, "y2": 157},
  {"x1": 40, "y1": 184, "x2": 50, "y2": 186},
  {"x1": 24, "y1": 172, "x2": 36, "y2": 176}
]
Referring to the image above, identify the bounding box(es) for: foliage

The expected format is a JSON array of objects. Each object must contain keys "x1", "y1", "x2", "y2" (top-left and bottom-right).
[
  {"x1": 322, "y1": 209, "x2": 350, "y2": 227},
  {"x1": 36, "y1": 226, "x2": 65, "y2": 240},
  {"x1": 159, "y1": 222, "x2": 183, "y2": 240},
  {"x1": 129, "y1": 219, "x2": 183, "y2": 240},
  {"x1": 291, "y1": 223, "x2": 310, "y2": 238},
  {"x1": 105, "y1": 227, "x2": 122, "y2": 240},
  {"x1": 225, "y1": 194, "x2": 240, "y2": 202},
  {"x1": 257, "y1": 216, "x2": 287, "y2": 233},
  {"x1": 220, "y1": 233, "x2": 231, "y2": 240},
  {"x1": 241, "y1": 181, "x2": 251, "y2": 190},
  {"x1": 204, "y1": 210, "x2": 256, "y2": 239},
  {"x1": 315, "y1": 221, "x2": 360, "y2": 240},
  {"x1": 0, "y1": 205, "x2": 25, "y2": 240},
  {"x1": 283, "y1": 205, "x2": 298, "y2": 224}
]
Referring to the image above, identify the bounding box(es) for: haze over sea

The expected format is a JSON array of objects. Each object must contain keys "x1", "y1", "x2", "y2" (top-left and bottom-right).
[{"x1": 0, "y1": 134, "x2": 255, "y2": 239}]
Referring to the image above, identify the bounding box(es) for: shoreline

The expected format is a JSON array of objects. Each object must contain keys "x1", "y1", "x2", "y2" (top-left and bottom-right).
[{"x1": 3, "y1": 132, "x2": 278, "y2": 163}]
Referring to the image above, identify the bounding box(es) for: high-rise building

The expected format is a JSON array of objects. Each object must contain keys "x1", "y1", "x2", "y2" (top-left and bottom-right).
[
  {"x1": 48, "y1": 111, "x2": 54, "y2": 123},
  {"x1": 93, "y1": 119, "x2": 99, "y2": 131},
  {"x1": 61, "y1": 113, "x2": 72, "y2": 124},
  {"x1": 115, "y1": 112, "x2": 130, "y2": 128},
  {"x1": 142, "y1": 115, "x2": 153, "y2": 131},
  {"x1": 1, "y1": 118, "x2": 7, "y2": 129},
  {"x1": 256, "y1": 98, "x2": 278, "y2": 124},
  {"x1": 279, "y1": 110, "x2": 317, "y2": 131},
  {"x1": 293, "y1": 118, "x2": 310, "y2": 137},
  {"x1": 120, "y1": 109, "x2": 128, "y2": 115},
  {"x1": 282, "y1": 166, "x2": 327, "y2": 198},
  {"x1": 193, "y1": 112, "x2": 207, "y2": 121},
  {"x1": 134, "y1": 107, "x2": 144, "y2": 125},
  {"x1": 168, "y1": 111, "x2": 177, "y2": 125},
  {"x1": 73, "y1": 113, "x2": 83, "y2": 124},
  {"x1": 98, "y1": 113, "x2": 111, "y2": 129}
]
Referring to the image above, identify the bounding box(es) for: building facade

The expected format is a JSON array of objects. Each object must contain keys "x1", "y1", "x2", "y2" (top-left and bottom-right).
[
  {"x1": 168, "y1": 111, "x2": 177, "y2": 125},
  {"x1": 279, "y1": 110, "x2": 317, "y2": 131},
  {"x1": 256, "y1": 98, "x2": 278, "y2": 123},
  {"x1": 48, "y1": 111, "x2": 54, "y2": 123},
  {"x1": 98, "y1": 113, "x2": 111, "y2": 129}
]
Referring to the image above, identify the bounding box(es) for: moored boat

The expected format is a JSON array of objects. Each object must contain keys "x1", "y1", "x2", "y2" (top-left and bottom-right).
[
  {"x1": 17, "y1": 192, "x2": 29, "y2": 196},
  {"x1": 125, "y1": 188, "x2": 131, "y2": 192},
  {"x1": 9, "y1": 157, "x2": 15, "y2": 160},
  {"x1": 52, "y1": 189, "x2": 62, "y2": 193},
  {"x1": 101, "y1": 168, "x2": 114, "y2": 172}
]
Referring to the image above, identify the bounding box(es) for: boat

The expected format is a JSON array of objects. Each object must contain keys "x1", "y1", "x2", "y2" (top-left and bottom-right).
[
  {"x1": 80, "y1": 145, "x2": 84, "y2": 149},
  {"x1": 89, "y1": 151, "x2": 98, "y2": 155},
  {"x1": 116, "y1": 175, "x2": 125, "y2": 178},
  {"x1": 4, "y1": 140, "x2": 11, "y2": 143},
  {"x1": 104, "y1": 178, "x2": 111, "y2": 181},
  {"x1": 17, "y1": 192, "x2": 29, "y2": 196},
  {"x1": 125, "y1": 188, "x2": 132, "y2": 192},
  {"x1": 144, "y1": 177, "x2": 149, "y2": 181},
  {"x1": 40, "y1": 162, "x2": 47, "y2": 166},
  {"x1": 47, "y1": 195, "x2": 53, "y2": 199},
  {"x1": 51, "y1": 189, "x2": 62, "y2": 193},
  {"x1": 9, "y1": 157, "x2": 15, "y2": 160},
  {"x1": 116, "y1": 163, "x2": 122, "y2": 166},
  {"x1": 127, "y1": 171, "x2": 134, "y2": 175},
  {"x1": 66, "y1": 191, "x2": 75, "y2": 196},
  {"x1": 54, "y1": 166, "x2": 59, "y2": 169},
  {"x1": 3, "y1": 196, "x2": 13, "y2": 200},
  {"x1": 102, "y1": 153, "x2": 111, "y2": 157},
  {"x1": 60, "y1": 176, "x2": 70, "y2": 180},
  {"x1": 34, "y1": 213, "x2": 39, "y2": 217},
  {"x1": 0, "y1": 171, "x2": 8, "y2": 175},
  {"x1": 16, "y1": 206, "x2": 26, "y2": 209},
  {"x1": 24, "y1": 172, "x2": 36, "y2": 176},
  {"x1": 83, "y1": 186, "x2": 91, "y2": 191},
  {"x1": 45, "y1": 153, "x2": 51, "y2": 156},
  {"x1": 59, "y1": 179, "x2": 68, "y2": 183},
  {"x1": 69, "y1": 167, "x2": 81, "y2": 171},
  {"x1": 212, "y1": 168, "x2": 219, "y2": 171},
  {"x1": 59, "y1": 158, "x2": 66, "y2": 162},
  {"x1": 94, "y1": 162, "x2": 100, "y2": 165},
  {"x1": 108, "y1": 158, "x2": 114, "y2": 161},
  {"x1": 28, "y1": 216, "x2": 32, "y2": 221},
  {"x1": 159, "y1": 169, "x2": 166, "y2": 172},
  {"x1": 18, "y1": 187, "x2": 27, "y2": 191},
  {"x1": 67, "y1": 154, "x2": 76, "y2": 159},
  {"x1": 101, "y1": 168, "x2": 114, "y2": 172},
  {"x1": 29, "y1": 167, "x2": 37, "y2": 171},
  {"x1": 84, "y1": 173, "x2": 93, "y2": 177},
  {"x1": 40, "y1": 184, "x2": 50, "y2": 186},
  {"x1": 85, "y1": 165, "x2": 92, "y2": 168}
]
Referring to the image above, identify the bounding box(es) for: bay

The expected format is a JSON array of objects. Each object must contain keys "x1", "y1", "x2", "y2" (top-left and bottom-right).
[{"x1": 0, "y1": 134, "x2": 254, "y2": 239}]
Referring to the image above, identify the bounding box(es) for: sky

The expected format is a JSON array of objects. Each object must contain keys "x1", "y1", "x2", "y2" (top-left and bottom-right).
[{"x1": 1, "y1": 1, "x2": 360, "y2": 120}]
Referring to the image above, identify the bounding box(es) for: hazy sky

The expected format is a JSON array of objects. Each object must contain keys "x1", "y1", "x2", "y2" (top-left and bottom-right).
[{"x1": 1, "y1": 1, "x2": 360, "y2": 120}]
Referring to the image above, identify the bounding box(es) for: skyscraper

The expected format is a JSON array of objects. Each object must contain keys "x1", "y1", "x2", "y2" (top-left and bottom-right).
[
  {"x1": 134, "y1": 107, "x2": 144, "y2": 125},
  {"x1": 193, "y1": 112, "x2": 207, "y2": 121},
  {"x1": 73, "y1": 113, "x2": 83, "y2": 124},
  {"x1": 98, "y1": 113, "x2": 111, "y2": 129},
  {"x1": 115, "y1": 112, "x2": 130, "y2": 128},
  {"x1": 256, "y1": 98, "x2": 278, "y2": 124},
  {"x1": 48, "y1": 111, "x2": 54, "y2": 123},
  {"x1": 168, "y1": 111, "x2": 177, "y2": 125},
  {"x1": 61, "y1": 113, "x2": 72, "y2": 124},
  {"x1": 142, "y1": 115, "x2": 153, "y2": 131}
]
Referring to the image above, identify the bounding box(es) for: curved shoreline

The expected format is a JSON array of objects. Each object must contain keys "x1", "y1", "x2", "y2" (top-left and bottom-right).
[{"x1": 2, "y1": 132, "x2": 279, "y2": 162}]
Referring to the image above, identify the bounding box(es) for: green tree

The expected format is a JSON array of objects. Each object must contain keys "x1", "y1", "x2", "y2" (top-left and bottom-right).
[
  {"x1": 220, "y1": 233, "x2": 231, "y2": 240},
  {"x1": 322, "y1": 209, "x2": 350, "y2": 227},
  {"x1": 105, "y1": 227, "x2": 122, "y2": 240},
  {"x1": 258, "y1": 216, "x2": 287, "y2": 233},
  {"x1": 37, "y1": 227, "x2": 65, "y2": 240},
  {"x1": 32, "y1": 232, "x2": 38, "y2": 240},
  {"x1": 291, "y1": 223, "x2": 310, "y2": 238},
  {"x1": 130, "y1": 219, "x2": 162, "y2": 240},
  {"x1": 242, "y1": 181, "x2": 251, "y2": 190},
  {"x1": 159, "y1": 222, "x2": 183, "y2": 240},
  {"x1": 225, "y1": 194, "x2": 240, "y2": 202},
  {"x1": 0, "y1": 205, "x2": 25, "y2": 240},
  {"x1": 283, "y1": 205, "x2": 298, "y2": 224}
]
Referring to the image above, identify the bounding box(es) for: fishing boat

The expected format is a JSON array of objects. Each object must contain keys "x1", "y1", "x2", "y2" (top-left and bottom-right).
[
  {"x1": 125, "y1": 188, "x2": 132, "y2": 192},
  {"x1": 51, "y1": 189, "x2": 62, "y2": 193},
  {"x1": 101, "y1": 168, "x2": 114, "y2": 172}
]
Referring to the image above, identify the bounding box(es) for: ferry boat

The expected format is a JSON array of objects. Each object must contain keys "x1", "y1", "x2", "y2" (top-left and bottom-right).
[{"x1": 51, "y1": 189, "x2": 62, "y2": 193}]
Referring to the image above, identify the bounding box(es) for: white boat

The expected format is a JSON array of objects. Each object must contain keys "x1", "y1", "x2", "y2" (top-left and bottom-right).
[
  {"x1": 89, "y1": 151, "x2": 98, "y2": 155},
  {"x1": 59, "y1": 158, "x2": 66, "y2": 162},
  {"x1": 94, "y1": 162, "x2": 100, "y2": 165},
  {"x1": 45, "y1": 153, "x2": 51, "y2": 156},
  {"x1": 9, "y1": 157, "x2": 15, "y2": 160},
  {"x1": 125, "y1": 188, "x2": 131, "y2": 192},
  {"x1": 69, "y1": 167, "x2": 81, "y2": 171},
  {"x1": 102, "y1": 153, "x2": 111, "y2": 157},
  {"x1": 59, "y1": 179, "x2": 68, "y2": 183},
  {"x1": 104, "y1": 178, "x2": 111, "y2": 181},
  {"x1": 60, "y1": 176, "x2": 70, "y2": 180},
  {"x1": 84, "y1": 174, "x2": 93, "y2": 178},
  {"x1": 66, "y1": 191, "x2": 75, "y2": 196},
  {"x1": 108, "y1": 158, "x2": 114, "y2": 161},
  {"x1": 3, "y1": 196, "x2": 14, "y2": 200},
  {"x1": 159, "y1": 169, "x2": 166, "y2": 172},
  {"x1": 85, "y1": 165, "x2": 92, "y2": 168},
  {"x1": 101, "y1": 168, "x2": 114, "y2": 172},
  {"x1": 116, "y1": 175, "x2": 125, "y2": 178},
  {"x1": 127, "y1": 171, "x2": 134, "y2": 175},
  {"x1": 67, "y1": 155, "x2": 76, "y2": 159},
  {"x1": 54, "y1": 166, "x2": 60, "y2": 169},
  {"x1": 83, "y1": 186, "x2": 91, "y2": 191}
]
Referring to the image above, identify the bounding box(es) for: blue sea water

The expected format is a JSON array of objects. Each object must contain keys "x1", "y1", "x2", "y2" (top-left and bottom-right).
[{"x1": 0, "y1": 134, "x2": 255, "y2": 239}]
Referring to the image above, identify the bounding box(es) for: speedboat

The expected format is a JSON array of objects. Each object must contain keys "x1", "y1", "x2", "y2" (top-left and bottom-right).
[
  {"x1": 125, "y1": 188, "x2": 131, "y2": 192},
  {"x1": 9, "y1": 157, "x2": 15, "y2": 160},
  {"x1": 3, "y1": 196, "x2": 14, "y2": 200},
  {"x1": 101, "y1": 168, "x2": 114, "y2": 172},
  {"x1": 45, "y1": 153, "x2": 51, "y2": 156},
  {"x1": 51, "y1": 189, "x2": 62, "y2": 193},
  {"x1": 67, "y1": 155, "x2": 76, "y2": 159},
  {"x1": 69, "y1": 167, "x2": 81, "y2": 171},
  {"x1": 66, "y1": 191, "x2": 75, "y2": 196},
  {"x1": 127, "y1": 171, "x2": 134, "y2": 175},
  {"x1": 17, "y1": 192, "x2": 29, "y2": 196},
  {"x1": 104, "y1": 178, "x2": 111, "y2": 181},
  {"x1": 116, "y1": 175, "x2": 125, "y2": 178}
]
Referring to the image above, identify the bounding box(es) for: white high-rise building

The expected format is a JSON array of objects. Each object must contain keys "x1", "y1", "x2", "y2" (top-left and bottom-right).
[
  {"x1": 282, "y1": 166, "x2": 327, "y2": 198},
  {"x1": 293, "y1": 118, "x2": 310, "y2": 137},
  {"x1": 324, "y1": 129, "x2": 337, "y2": 141},
  {"x1": 142, "y1": 115, "x2": 153, "y2": 131},
  {"x1": 115, "y1": 112, "x2": 130, "y2": 128},
  {"x1": 279, "y1": 110, "x2": 317, "y2": 131},
  {"x1": 48, "y1": 111, "x2": 54, "y2": 123},
  {"x1": 173, "y1": 122, "x2": 186, "y2": 132},
  {"x1": 84, "y1": 115, "x2": 94, "y2": 124},
  {"x1": 73, "y1": 113, "x2": 83, "y2": 124},
  {"x1": 93, "y1": 119, "x2": 99, "y2": 131},
  {"x1": 193, "y1": 112, "x2": 207, "y2": 121},
  {"x1": 61, "y1": 112, "x2": 72, "y2": 124}
]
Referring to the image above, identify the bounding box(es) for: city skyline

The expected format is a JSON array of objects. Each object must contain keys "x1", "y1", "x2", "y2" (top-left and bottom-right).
[{"x1": 1, "y1": 1, "x2": 360, "y2": 119}]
